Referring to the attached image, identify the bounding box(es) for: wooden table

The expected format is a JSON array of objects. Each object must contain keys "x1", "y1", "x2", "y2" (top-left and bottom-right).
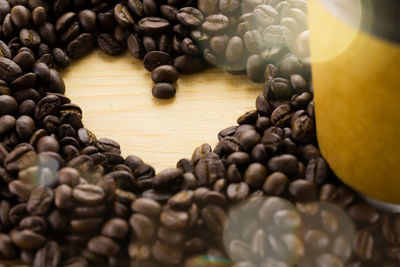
[{"x1": 61, "y1": 49, "x2": 262, "y2": 172}]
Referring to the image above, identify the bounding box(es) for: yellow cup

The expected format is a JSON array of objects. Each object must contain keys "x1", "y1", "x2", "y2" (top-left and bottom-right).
[{"x1": 308, "y1": 0, "x2": 400, "y2": 204}]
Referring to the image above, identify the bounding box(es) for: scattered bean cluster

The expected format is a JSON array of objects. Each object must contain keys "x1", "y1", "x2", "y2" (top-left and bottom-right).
[{"x1": 0, "y1": 0, "x2": 398, "y2": 266}]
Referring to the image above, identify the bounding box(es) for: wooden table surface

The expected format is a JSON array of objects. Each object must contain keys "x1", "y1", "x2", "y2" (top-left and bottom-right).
[{"x1": 60, "y1": 49, "x2": 263, "y2": 172}]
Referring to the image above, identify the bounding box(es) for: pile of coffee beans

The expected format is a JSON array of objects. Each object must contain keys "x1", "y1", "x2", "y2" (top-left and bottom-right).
[{"x1": 0, "y1": 0, "x2": 398, "y2": 266}]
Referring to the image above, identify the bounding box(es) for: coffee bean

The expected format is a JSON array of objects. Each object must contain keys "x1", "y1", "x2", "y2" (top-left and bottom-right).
[
  {"x1": 114, "y1": 4, "x2": 134, "y2": 27},
  {"x1": 67, "y1": 33, "x2": 94, "y2": 59},
  {"x1": 0, "y1": 57, "x2": 22, "y2": 82},
  {"x1": 173, "y1": 55, "x2": 207, "y2": 74},
  {"x1": 151, "y1": 240, "x2": 182, "y2": 265},
  {"x1": 353, "y1": 230, "x2": 374, "y2": 261},
  {"x1": 27, "y1": 186, "x2": 54, "y2": 215},
  {"x1": 11, "y1": 5, "x2": 31, "y2": 28},
  {"x1": 201, "y1": 204, "x2": 226, "y2": 234},
  {"x1": 202, "y1": 14, "x2": 229, "y2": 33},
  {"x1": 33, "y1": 241, "x2": 61, "y2": 267},
  {"x1": 263, "y1": 172, "x2": 288, "y2": 196},
  {"x1": 72, "y1": 184, "x2": 105, "y2": 205},
  {"x1": 152, "y1": 83, "x2": 176, "y2": 99},
  {"x1": 9, "y1": 180, "x2": 34, "y2": 201},
  {"x1": 61, "y1": 256, "x2": 88, "y2": 267},
  {"x1": 0, "y1": 95, "x2": 18, "y2": 116},
  {"x1": 131, "y1": 197, "x2": 161, "y2": 218},
  {"x1": 88, "y1": 235, "x2": 120, "y2": 257},
  {"x1": 289, "y1": 179, "x2": 318, "y2": 202},
  {"x1": 0, "y1": 234, "x2": 16, "y2": 259},
  {"x1": 129, "y1": 213, "x2": 156, "y2": 241},
  {"x1": 143, "y1": 51, "x2": 171, "y2": 72},
  {"x1": 227, "y1": 182, "x2": 250, "y2": 202},
  {"x1": 194, "y1": 152, "x2": 225, "y2": 186},
  {"x1": 177, "y1": 7, "x2": 203, "y2": 28},
  {"x1": 78, "y1": 9, "x2": 96, "y2": 32},
  {"x1": 138, "y1": 17, "x2": 170, "y2": 35},
  {"x1": 347, "y1": 201, "x2": 380, "y2": 225},
  {"x1": 101, "y1": 218, "x2": 129, "y2": 239},
  {"x1": 10, "y1": 229, "x2": 46, "y2": 249},
  {"x1": 267, "y1": 154, "x2": 298, "y2": 177},
  {"x1": 219, "y1": 0, "x2": 240, "y2": 13},
  {"x1": 98, "y1": 33, "x2": 123, "y2": 56},
  {"x1": 0, "y1": 115, "x2": 16, "y2": 136},
  {"x1": 19, "y1": 216, "x2": 46, "y2": 234}
]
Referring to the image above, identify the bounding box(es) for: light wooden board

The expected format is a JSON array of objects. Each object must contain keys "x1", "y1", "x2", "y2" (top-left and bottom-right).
[{"x1": 60, "y1": 49, "x2": 262, "y2": 172}]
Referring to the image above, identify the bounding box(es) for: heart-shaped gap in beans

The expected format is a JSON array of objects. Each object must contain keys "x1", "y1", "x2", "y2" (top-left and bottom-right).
[{"x1": 61, "y1": 50, "x2": 261, "y2": 171}]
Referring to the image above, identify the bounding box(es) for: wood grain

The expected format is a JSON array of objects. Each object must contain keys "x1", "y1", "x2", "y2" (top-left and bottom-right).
[{"x1": 60, "y1": 49, "x2": 262, "y2": 172}]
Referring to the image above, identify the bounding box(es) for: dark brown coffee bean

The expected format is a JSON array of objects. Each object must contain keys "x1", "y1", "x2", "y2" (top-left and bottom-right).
[
  {"x1": 15, "y1": 115, "x2": 35, "y2": 141},
  {"x1": 202, "y1": 14, "x2": 229, "y2": 33},
  {"x1": 291, "y1": 115, "x2": 315, "y2": 143},
  {"x1": 194, "y1": 152, "x2": 225, "y2": 186},
  {"x1": 138, "y1": 17, "x2": 170, "y2": 35},
  {"x1": 10, "y1": 229, "x2": 46, "y2": 249},
  {"x1": 289, "y1": 180, "x2": 318, "y2": 202},
  {"x1": 127, "y1": 0, "x2": 144, "y2": 17},
  {"x1": 353, "y1": 230, "x2": 374, "y2": 261},
  {"x1": 143, "y1": 0, "x2": 158, "y2": 16},
  {"x1": 347, "y1": 202, "x2": 380, "y2": 225},
  {"x1": 152, "y1": 83, "x2": 176, "y2": 99},
  {"x1": 114, "y1": 3, "x2": 134, "y2": 27},
  {"x1": 78, "y1": 9, "x2": 96, "y2": 32},
  {"x1": 0, "y1": 234, "x2": 16, "y2": 259},
  {"x1": 19, "y1": 216, "x2": 46, "y2": 234},
  {"x1": 127, "y1": 34, "x2": 144, "y2": 59},
  {"x1": 5, "y1": 144, "x2": 37, "y2": 172},
  {"x1": 70, "y1": 217, "x2": 103, "y2": 233},
  {"x1": 267, "y1": 154, "x2": 298, "y2": 177},
  {"x1": 244, "y1": 162, "x2": 268, "y2": 188},
  {"x1": 143, "y1": 36, "x2": 157, "y2": 52},
  {"x1": 73, "y1": 204, "x2": 106, "y2": 218},
  {"x1": 61, "y1": 256, "x2": 88, "y2": 267},
  {"x1": 0, "y1": 57, "x2": 22, "y2": 82},
  {"x1": 305, "y1": 157, "x2": 328, "y2": 185},
  {"x1": 129, "y1": 213, "x2": 156, "y2": 241},
  {"x1": 173, "y1": 55, "x2": 208, "y2": 74},
  {"x1": 160, "y1": 208, "x2": 189, "y2": 231},
  {"x1": 263, "y1": 172, "x2": 288, "y2": 196},
  {"x1": 19, "y1": 28, "x2": 41, "y2": 48},
  {"x1": 98, "y1": 33, "x2": 123, "y2": 56},
  {"x1": 54, "y1": 184, "x2": 73, "y2": 210},
  {"x1": 33, "y1": 241, "x2": 61, "y2": 267},
  {"x1": 9, "y1": 180, "x2": 34, "y2": 201},
  {"x1": 72, "y1": 184, "x2": 105, "y2": 205},
  {"x1": 177, "y1": 7, "x2": 203, "y2": 28},
  {"x1": 67, "y1": 33, "x2": 94, "y2": 59},
  {"x1": 0, "y1": 40, "x2": 11, "y2": 58},
  {"x1": 160, "y1": 5, "x2": 178, "y2": 22},
  {"x1": 202, "y1": 205, "x2": 226, "y2": 234},
  {"x1": 0, "y1": 115, "x2": 16, "y2": 136},
  {"x1": 27, "y1": 187, "x2": 54, "y2": 215},
  {"x1": 131, "y1": 198, "x2": 161, "y2": 218},
  {"x1": 101, "y1": 218, "x2": 128, "y2": 239},
  {"x1": 168, "y1": 190, "x2": 194, "y2": 209},
  {"x1": 152, "y1": 240, "x2": 182, "y2": 265},
  {"x1": 227, "y1": 182, "x2": 250, "y2": 202},
  {"x1": 0, "y1": 95, "x2": 18, "y2": 116},
  {"x1": 88, "y1": 235, "x2": 120, "y2": 257},
  {"x1": 181, "y1": 38, "x2": 199, "y2": 56},
  {"x1": 11, "y1": 5, "x2": 31, "y2": 28},
  {"x1": 32, "y1": 6, "x2": 46, "y2": 26}
]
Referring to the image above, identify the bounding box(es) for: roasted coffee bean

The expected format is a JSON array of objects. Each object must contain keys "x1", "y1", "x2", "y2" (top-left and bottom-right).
[
  {"x1": 173, "y1": 55, "x2": 207, "y2": 74},
  {"x1": 160, "y1": 208, "x2": 189, "y2": 231},
  {"x1": 143, "y1": 51, "x2": 171, "y2": 72},
  {"x1": 19, "y1": 216, "x2": 46, "y2": 234},
  {"x1": 9, "y1": 180, "x2": 34, "y2": 201},
  {"x1": 129, "y1": 213, "x2": 156, "y2": 241},
  {"x1": 127, "y1": 34, "x2": 144, "y2": 59},
  {"x1": 61, "y1": 256, "x2": 88, "y2": 267},
  {"x1": 202, "y1": 205, "x2": 226, "y2": 234},
  {"x1": 353, "y1": 230, "x2": 374, "y2": 261},
  {"x1": 347, "y1": 201, "x2": 380, "y2": 225},
  {"x1": 202, "y1": 14, "x2": 229, "y2": 33},
  {"x1": 33, "y1": 241, "x2": 61, "y2": 267},
  {"x1": 244, "y1": 162, "x2": 268, "y2": 188},
  {"x1": 32, "y1": 7, "x2": 47, "y2": 27},
  {"x1": 67, "y1": 33, "x2": 94, "y2": 59},
  {"x1": 152, "y1": 83, "x2": 176, "y2": 99},
  {"x1": 72, "y1": 184, "x2": 105, "y2": 205},
  {"x1": 290, "y1": 179, "x2": 318, "y2": 202},
  {"x1": 138, "y1": 17, "x2": 170, "y2": 35},
  {"x1": 194, "y1": 152, "x2": 225, "y2": 186},
  {"x1": 177, "y1": 7, "x2": 203, "y2": 28},
  {"x1": 226, "y1": 36, "x2": 244, "y2": 63},
  {"x1": 88, "y1": 235, "x2": 120, "y2": 257},
  {"x1": 11, "y1": 5, "x2": 31, "y2": 28},
  {"x1": 0, "y1": 234, "x2": 16, "y2": 259},
  {"x1": 70, "y1": 217, "x2": 104, "y2": 233},
  {"x1": 10, "y1": 229, "x2": 45, "y2": 249},
  {"x1": 78, "y1": 9, "x2": 96, "y2": 32},
  {"x1": 5, "y1": 144, "x2": 37, "y2": 172},
  {"x1": 0, "y1": 57, "x2": 22, "y2": 82},
  {"x1": 101, "y1": 218, "x2": 129, "y2": 239},
  {"x1": 0, "y1": 115, "x2": 16, "y2": 136},
  {"x1": 131, "y1": 197, "x2": 161, "y2": 218},
  {"x1": 114, "y1": 3, "x2": 134, "y2": 27},
  {"x1": 152, "y1": 240, "x2": 182, "y2": 265},
  {"x1": 143, "y1": 36, "x2": 157, "y2": 52},
  {"x1": 98, "y1": 33, "x2": 123, "y2": 56},
  {"x1": 27, "y1": 187, "x2": 54, "y2": 215},
  {"x1": 227, "y1": 182, "x2": 249, "y2": 202},
  {"x1": 263, "y1": 172, "x2": 289, "y2": 196},
  {"x1": 267, "y1": 154, "x2": 298, "y2": 177},
  {"x1": 0, "y1": 95, "x2": 18, "y2": 116},
  {"x1": 19, "y1": 28, "x2": 41, "y2": 48}
]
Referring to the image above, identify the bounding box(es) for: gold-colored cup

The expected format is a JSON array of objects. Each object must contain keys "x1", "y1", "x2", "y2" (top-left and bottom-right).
[{"x1": 308, "y1": 0, "x2": 400, "y2": 204}]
